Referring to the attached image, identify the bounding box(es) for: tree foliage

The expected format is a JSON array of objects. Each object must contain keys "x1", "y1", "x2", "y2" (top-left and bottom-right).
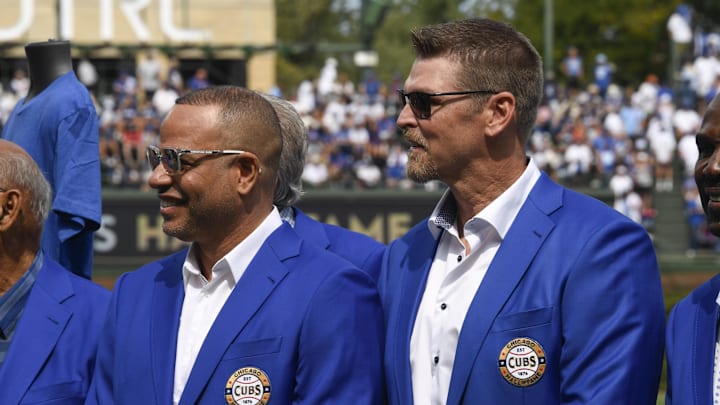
[
  {"x1": 275, "y1": 0, "x2": 359, "y2": 94},
  {"x1": 511, "y1": 0, "x2": 677, "y2": 87},
  {"x1": 275, "y1": 0, "x2": 720, "y2": 95}
]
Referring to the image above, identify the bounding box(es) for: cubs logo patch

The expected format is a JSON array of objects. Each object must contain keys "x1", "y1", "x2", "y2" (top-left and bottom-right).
[
  {"x1": 497, "y1": 337, "x2": 546, "y2": 387},
  {"x1": 224, "y1": 367, "x2": 271, "y2": 405}
]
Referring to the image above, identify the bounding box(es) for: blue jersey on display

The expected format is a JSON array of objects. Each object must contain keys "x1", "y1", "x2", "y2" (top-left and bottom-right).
[{"x1": 1, "y1": 71, "x2": 101, "y2": 279}]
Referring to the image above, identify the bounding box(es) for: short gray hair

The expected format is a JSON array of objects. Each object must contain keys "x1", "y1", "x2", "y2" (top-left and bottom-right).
[
  {"x1": 260, "y1": 94, "x2": 307, "y2": 207},
  {"x1": 0, "y1": 150, "x2": 52, "y2": 225}
]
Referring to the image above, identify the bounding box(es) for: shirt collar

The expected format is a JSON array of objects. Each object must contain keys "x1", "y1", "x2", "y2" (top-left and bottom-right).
[
  {"x1": 427, "y1": 158, "x2": 541, "y2": 239},
  {"x1": 279, "y1": 205, "x2": 296, "y2": 227},
  {"x1": 0, "y1": 251, "x2": 43, "y2": 339},
  {"x1": 183, "y1": 207, "x2": 284, "y2": 287}
]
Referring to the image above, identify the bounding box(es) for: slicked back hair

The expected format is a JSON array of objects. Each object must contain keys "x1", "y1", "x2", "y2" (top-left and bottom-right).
[
  {"x1": 410, "y1": 18, "x2": 543, "y2": 140},
  {"x1": 260, "y1": 94, "x2": 307, "y2": 208}
]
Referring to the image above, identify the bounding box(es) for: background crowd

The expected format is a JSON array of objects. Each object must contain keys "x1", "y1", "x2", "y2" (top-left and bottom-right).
[{"x1": 0, "y1": 18, "x2": 719, "y2": 253}]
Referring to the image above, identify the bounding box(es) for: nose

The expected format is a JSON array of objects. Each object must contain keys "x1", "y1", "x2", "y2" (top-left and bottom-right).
[
  {"x1": 147, "y1": 163, "x2": 172, "y2": 189},
  {"x1": 396, "y1": 99, "x2": 417, "y2": 130},
  {"x1": 703, "y1": 145, "x2": 720, "y2": 174}
]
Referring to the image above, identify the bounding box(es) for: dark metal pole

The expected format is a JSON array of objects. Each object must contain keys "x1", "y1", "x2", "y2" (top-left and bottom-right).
[{"x1": 544, "y1": 0, "x2": 554, "y2": 74}]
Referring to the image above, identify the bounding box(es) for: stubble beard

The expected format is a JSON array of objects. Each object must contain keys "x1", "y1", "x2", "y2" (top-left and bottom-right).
[
  {"x1": 162, "y1": 217, "x2": 194, "y2": 242},
  {"x1": 406, "y1": 148, "x2": 440, "y2": 184}
]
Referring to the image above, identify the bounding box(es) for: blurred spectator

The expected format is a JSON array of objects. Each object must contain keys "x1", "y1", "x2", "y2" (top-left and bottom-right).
[
  {"x1": 112, "y1": 69, "x2": 137, "y2": 106},
  {"x1": 295, "y1": 78, "x2": 316, "y2": 114},
  {"x1": 593, "y1": 53, "x2": 615, "y2": 99},
  {"x1": 609, "y1": 164, "x2": 643, "y2": 224},
  {"x1": 620, "y1": 91, "x2": 646, "y2": 142},
  {"x1": 667, "y1": 4, "x2": 693, "y2": 46},
  {"x1": 543, "y1": 71, "x2": 560, "y2": 102},
  {"x1": 667, "y1": 4, "x2": 694, "y2": 79},
  {"x1": 361, "y1": 71, "x2": 381, "y2": 103},
  {"x1": 636, "y1": 74, "x2": 660, "y2": 115},
  {"x1": 317, "y1": 58, "x2": 338, "y2": 101},
  {"x1": 592, "y1": 123, "x2": 619, "y2": 186},
  {"x1": 561, "y1": 46, "x2": 584, "y2": 93},
  {"x1": 646, "y1": 111, "x2": 677, "y2": 192},
  {"x1": 692, "y1": 48, "x2": 720, "y2": 111},
  {"x1": 268, "y1": 84, "x2": 283, "y2": 98},
  {"x1": 302, "y1": 153, "x2": 329, "y2": 188},
  {"x1": 385, "y1": 143, "x2": 409, "y2": 189},
  {"x1": 347, "y1": 119, "x2": 370, "y2": 150},
  {"x1": 152, "y1": 81, "x2": 179, "y2": 119},
  {"x1": 136, "y1": 48, "x2": 162, "y2": 101},
  {"x1": 353, "y1": 154, "x2": 383, "y2": 189},
  {"x1": 119, "y1": 118, "x2": 144, "y2": 175},
  {"x1": 335, "y1": 72, "x2": 355, "y2": 99},
  {"x1": 186, "y1": 67, "x2": 210, "y2": 91},
  {"x1": 674, "y1": 99, "x2": 702, "y2": 181},
  {"x1": 631, "y1": 150, "x2": 656, "y2": 227},
  {"x1": 625, "y1": 188, "x2": 644, "y2": 224},
  {"x1": 0, "y1": 86, "x2": 18, "y2": 126},
  {"x1": 77, "y1": 57, "x2": 99, "y2": 95},
  {"x1": 9, "y1": 68, "x2": 29, "y2": 98},
  {"x1": 563, "y1": 124, "x2": 594, "y2": 186},
  {"x1": 166, "y1": 57, "x2": 185, "y2": 93}
]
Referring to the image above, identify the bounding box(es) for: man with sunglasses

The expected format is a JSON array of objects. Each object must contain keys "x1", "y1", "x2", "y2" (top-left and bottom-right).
[
  {"x1": 0, "y1": 140, "x2": 109, "y2": 404},
  {"x1": 87, "y1": 86, "x2": 385, "y2": 404},
  {"x1": 379, "y1": 18, "x2": 664, "y2": 404}
]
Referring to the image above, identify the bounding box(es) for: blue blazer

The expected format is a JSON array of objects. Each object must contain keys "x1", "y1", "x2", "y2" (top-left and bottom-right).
[
  {"x1": 292, "y1": 207, "x2": 385, "y2": 281},
  {"x1": 665, "y1": 273, "x2": 720, "y2": 404},
  {"x1": 0, "y1": 256, "x2": 109, "y2": 404},
  {"x1": 87, "y1": 223, "x2": 385, "y2": 405},
  {"x1": 378, "y1": 173, "x2": 665, "y2": 405}
]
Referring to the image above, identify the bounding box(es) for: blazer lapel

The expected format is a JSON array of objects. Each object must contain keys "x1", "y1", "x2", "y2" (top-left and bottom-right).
[
  {"x1": 692, "y1": 277, "x2": 720, "y2": 404},
  {"x1": 391, "y1": 227, "x2": 438, "y2": 403},
  {"x1": 446, "y1": 175, "x2": 558, "y2": 405},
  {"x1": 293, "y1": 208, "x2": 331, "y2": 250},
  {"x1": 178, "y1": 225, "x2": 296, "y2": 405},
  {"x1": 150, "y1": 252, "x2": 186, "y2": 405},
  {"x1": 0, "y1": 263, "x2": 72, "y2": 405}
]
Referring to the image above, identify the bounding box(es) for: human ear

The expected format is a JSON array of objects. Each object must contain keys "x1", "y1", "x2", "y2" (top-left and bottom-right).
[
  {"x1": 0, "y1": 190, "x2": 22, "y2": 231},
  {"x1": 233, "y1": 153, "x2": 264, "y2": 196},
  {"x1": 485, "y1": 92, "x2": 516, "y2": 136}
]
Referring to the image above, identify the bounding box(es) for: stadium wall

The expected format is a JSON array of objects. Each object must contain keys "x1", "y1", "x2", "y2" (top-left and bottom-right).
[
  {"x1": 93, "y1": 189, "x2": 615, "y2": 271},
  {"x1": 95, "y1": 190, "x2": 442, "y2": 269},
  {"x1": 0, "y1": 0, "x2": 276, "y2": 92}
]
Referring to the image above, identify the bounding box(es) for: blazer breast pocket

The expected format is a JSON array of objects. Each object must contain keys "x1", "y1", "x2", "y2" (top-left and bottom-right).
[
  {"x1": 21, "y1": 380, "x2": 85, "y2": 404},
  {"x1": 223, "y1": 336, "x2": 283, "y2": 360},
  {"x1": 492, "y1": 307, "x2": 554, "y2": 332}
]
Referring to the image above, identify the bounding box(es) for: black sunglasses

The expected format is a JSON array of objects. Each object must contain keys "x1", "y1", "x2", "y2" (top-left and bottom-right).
[
  {"x1": 397, "y1": 89, "x2": 498, "y2": 119},
  {"x1": 146, "y1": 145, "x2": 251, "y2": 174}
]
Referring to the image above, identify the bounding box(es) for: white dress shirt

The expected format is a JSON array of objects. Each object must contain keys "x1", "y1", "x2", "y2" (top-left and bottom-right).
[
  {"x1": 173, "y1": 207, "x2": 282, "y2": 404},
  {"x1": 410, "y1": 160, "x2": 540, "y2": 405}
]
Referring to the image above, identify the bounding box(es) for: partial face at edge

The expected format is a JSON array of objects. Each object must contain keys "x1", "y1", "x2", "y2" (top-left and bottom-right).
[{"x1": 695, "y1": 95, "x2": 720, "y2": 236}]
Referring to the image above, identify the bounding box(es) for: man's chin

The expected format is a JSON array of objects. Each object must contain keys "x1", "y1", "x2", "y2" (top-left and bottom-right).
[
  {"x1": 407, "y1": 168, "x2": 439, "y2": 184},
  {"x1": 161, "y1": 224, "x2": 191, "y2": 242},
  {"x1": 407, "y1": 173, "x2": 429, "y2": 184}
]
